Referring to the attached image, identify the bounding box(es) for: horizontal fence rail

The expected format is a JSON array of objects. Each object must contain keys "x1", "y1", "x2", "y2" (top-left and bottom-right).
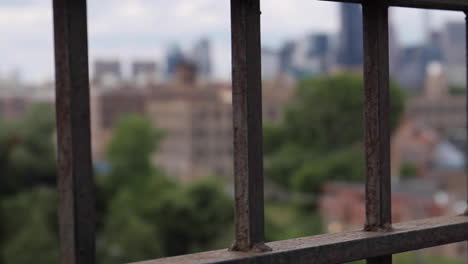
[
  {"x1": 131, "y1": 216, "x2": 468, "y2": 264},
  {"x1": 320, "y1": 0, "x2": 468, "y2": 11}
]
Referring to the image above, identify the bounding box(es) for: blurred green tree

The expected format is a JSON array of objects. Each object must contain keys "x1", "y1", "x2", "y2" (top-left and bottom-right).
[
  {"x1": 98, "y1": 115, "x2": 233, "y2": 263},
  {"x1": 0, "y1": 104, "x2": 56, "y2": 196},
  {"x1": 0, "y1": 104, "x2": 57, "y2": 264},
  {"x1": 264, "y1": 74, "x2": 405, "y2": 195},
  {"x1": 1, "y1": 188, "x2": 58, "y2": 264},
  {"x1": 99, "y1": 172, "x2": 233, "y2": 263},
  {"x1": 400, "y1": 162, "x2": 418, "y2": 179},
  {"x1": 104, "y1": 115, "x2": 164, "y2": 196}
]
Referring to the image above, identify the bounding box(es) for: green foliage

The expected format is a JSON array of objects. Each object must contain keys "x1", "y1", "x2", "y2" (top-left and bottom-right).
[
  {"x1": 265, "y1": 202, "x2": 323, "y2": 241},
  {"x1": 264, "y1": 74, "x2": 405, "y2": 195},
  {"x1": 0, "y1": 110, "x2": 234, "y2": 264},
  {"x1": 98, "y1": 115, "x2": 233, "y2": 263},
  {"x1": 449, "y1": 85, "x2": 466, "y2": 95},
  {"x1": 1, "y1": 188, "x2": 58, "y2": 264},
  {"x1": 99, "y1": 177, "x2": 233, "y2": 263},
  {"x1": 104, "y1": 115, "x2": 164, "y2": 195},
  {"x1": 0, "y1": 104, "x2": 56, "y2": 196},
  {"x1": 348, "y1": 252, "x2": 464, "y2": 264},
  {"x1": 98, "y1": 185, "x2": 164, "y2": 263},
  {"x1": 0, "y1": 104, "x2": 58, "y2": 264},
  {"x1": 291, "y1": 145, "x2": 365, "y2": 194},
  {"x1": 154, "y1": 178, "x2": 233, "y2": 255},
  {"x1": 400, "y1": 162, "x2": 418, "y2": 179}
]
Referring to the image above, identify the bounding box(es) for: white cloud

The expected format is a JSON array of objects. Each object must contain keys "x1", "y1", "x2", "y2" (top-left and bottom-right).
[{"x1": 261, "y1": 0, "x2": 338, "y2": 36}]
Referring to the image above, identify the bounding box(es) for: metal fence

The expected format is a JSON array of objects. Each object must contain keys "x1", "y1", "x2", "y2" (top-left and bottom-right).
[{"x1": 51, "y1": 0, "x2": 468, "y2": 263}]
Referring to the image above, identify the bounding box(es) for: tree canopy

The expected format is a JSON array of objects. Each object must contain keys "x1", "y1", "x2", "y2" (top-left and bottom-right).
[
  {"x1": 264, "y1": 74, "x2": 405, "y2": 194},
  {"x1": 0, "y1": 110, "x2": 234, "y2": 264},
  {"x1": 97, "y1": 115, "x2": 233, "y2": 263},
  {"x1": 0, "y1": 104, "x2": 56, "y2": 196}
]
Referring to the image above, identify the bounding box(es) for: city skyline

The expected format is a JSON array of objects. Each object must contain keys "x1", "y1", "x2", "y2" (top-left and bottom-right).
[{"x1": 0, "y1": 0, "x2": 464, "y2": 82}]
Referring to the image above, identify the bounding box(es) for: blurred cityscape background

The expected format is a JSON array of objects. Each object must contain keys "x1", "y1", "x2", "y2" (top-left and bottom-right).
[{"x1": 0, "y1": 1, "x2": 468, "y2": 263}]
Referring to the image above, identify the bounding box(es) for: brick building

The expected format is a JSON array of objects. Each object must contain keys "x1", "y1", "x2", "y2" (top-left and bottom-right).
[{"x1": 91, "y1": 64, "x2": 294, "y2": 181}]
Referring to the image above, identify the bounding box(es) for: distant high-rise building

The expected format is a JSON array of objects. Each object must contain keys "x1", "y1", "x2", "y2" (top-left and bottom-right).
[
  {"x1": 132, "y1": 61, "x2": 157, "y2": 79},
  {"x1": 443, "y1": 22, "x2": 465, "y2": 65},
  {"x1": 389, "y1": 23, "x2": 401, "y2": 75},
  {"x1": 394, "y1": 13, "x2": 444, "y2": 91},
  {"x1": 426, "y1": 31, "x2": 443, "y2": 63},
  {"x1": 94, "y1": 60, "x2": 122, "y2": 83},
  {"x1": 307, "y1": 33, "x2": 330, "y2": 73},
  {"x1": 337, "y1": 3, "x2": 363, "y2": 68},
  {"x1": 130, "y1": 61, "x2": 157, "y2": 86},
  {"x1": 261, "y1": 48, "x2": 280, "y2": 80},
  {"x1": 396, "y1": 45, "x2": 427, "y2": 91},
  {"x1": 442, "y1": 22, "x2": 465, "y2": 86},
  {"x1": 279, "y1": 41, "x2": 296, "y2": 73},
  {"x1": 192, "y1": 38, "x2": 212, "y2": 79},
  {"x1": 421, "y1": 12, "x2": 442, "y2": 66},
  {"x1": 284, "y1": 33, "x2": 331, "y2": 78},
  {"x1": 166, "y1": 45, "x2": 185, "y2": 79},
  {"x1": 307, "y1": 33, "x2": 329, "y2": 58}
]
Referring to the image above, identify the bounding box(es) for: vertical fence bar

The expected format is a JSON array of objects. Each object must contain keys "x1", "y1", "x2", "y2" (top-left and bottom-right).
[
  {"x1": 53, "y1": 0, "x2": 95, "y2": 263},
  {"x1": 465, "y1": 11, "x2": 468, "y2": 264},
  {"x1": 363, "y1": 1, "x2": 392, "y2": 264},
  {"x1": 230, "y1": 0, "x2": 270, "y2": 252}
]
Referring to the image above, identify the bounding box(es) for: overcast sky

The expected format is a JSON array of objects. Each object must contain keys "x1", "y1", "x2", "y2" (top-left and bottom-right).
[{"x1": 0, "y1": 0, "x2": 464, "y2": 82}]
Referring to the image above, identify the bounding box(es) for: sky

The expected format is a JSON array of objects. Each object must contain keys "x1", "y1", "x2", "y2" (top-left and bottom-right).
[{"x1": 0, "y1": 0, "x2": 464, "y2": 82}]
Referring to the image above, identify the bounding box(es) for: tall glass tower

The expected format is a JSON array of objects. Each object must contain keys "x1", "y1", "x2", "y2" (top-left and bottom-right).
[{"x1": 337, "y1": 3, "x2": 363, "y2": 68}]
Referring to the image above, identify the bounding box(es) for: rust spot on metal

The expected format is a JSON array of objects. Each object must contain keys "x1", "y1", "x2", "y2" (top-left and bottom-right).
[{"x1": 230, "y1": 0, "x2": 266, "y2": 252}]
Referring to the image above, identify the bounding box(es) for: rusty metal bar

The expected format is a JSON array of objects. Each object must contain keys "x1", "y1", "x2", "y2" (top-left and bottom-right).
[
  {"x1": 131, "y1": 216, "x2": 468, "y2": 264},
  {"x1": 465, "y1": 12, "x2": 468, "y2": 209},
  {"x1": 320, "y1": 0, "x2": 468, "y2": 11},
  {"x1": 465, "y1": 11, "x2": 468, "y2": 264},
  {"x1": 230, "y1": 0, "x2": 269, "y2": 253},
  {"x1": 53, "y1": 0, "x2": 95, "y2": 264},
  {"x1": 362, "y1": 1, "x2": 392, "y2": 263},
  {"x1": 363, "y1": 0, "x2": 391, "y2": 232}
]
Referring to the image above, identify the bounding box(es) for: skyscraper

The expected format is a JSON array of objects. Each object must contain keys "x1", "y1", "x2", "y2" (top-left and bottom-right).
[
  {"x1": 261, "y1": 48, "x2": 280, "y2": 80},
  {"x1": 132, "y1": 61, "x2": 158, "y2": 85},
  {"x1": 166, "y1": 45, "x2": 185, "y2": 79},
  {"x1": 307, "y1": 33, "x2": 330, "y2": 73},
  {"x1": 307, "y1": 33, "x2": 329, "y2": 59},
  {"x1": 442, "y1": 22, "x2": 466, "y2": 86},
  {"x1": 192, "y1": 38, "x2": 212, "y2": 79},
  {"x1": 278, "y1": 41, "x2": 296, "y2": 73},
  {"x1": 132, "y1": 61, "x2": 157, "y2": 79},
  {"x1": 94, "y1": 60, "x2": 122, "y2": 82},
  {"x1": 337, "y1": 3, "x2": 363, "y2": 68}
]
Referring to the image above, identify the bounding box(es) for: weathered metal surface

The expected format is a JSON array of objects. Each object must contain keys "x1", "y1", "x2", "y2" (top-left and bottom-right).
[
  {"x1": 320, "y1": 0, "x2": 468, "y2": 11},
  {"x1": 363, "y1": 1, "x2": 391, "y2": 232},
  {"x1": 363, "y1": 2, "x2": 392, "y2": 263},
  {"x1": 230, "y1": 0, "x2": 269, "y2": 252},
  {"x1": 465, "y1": 11, "x2": 468, "y2": 264},
  {"x1": 53, "y1": 0, "x2": 95, "y2": 263},
  {"x1": 130, "y1": 216, "x2": 468, "y2": 264}
]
